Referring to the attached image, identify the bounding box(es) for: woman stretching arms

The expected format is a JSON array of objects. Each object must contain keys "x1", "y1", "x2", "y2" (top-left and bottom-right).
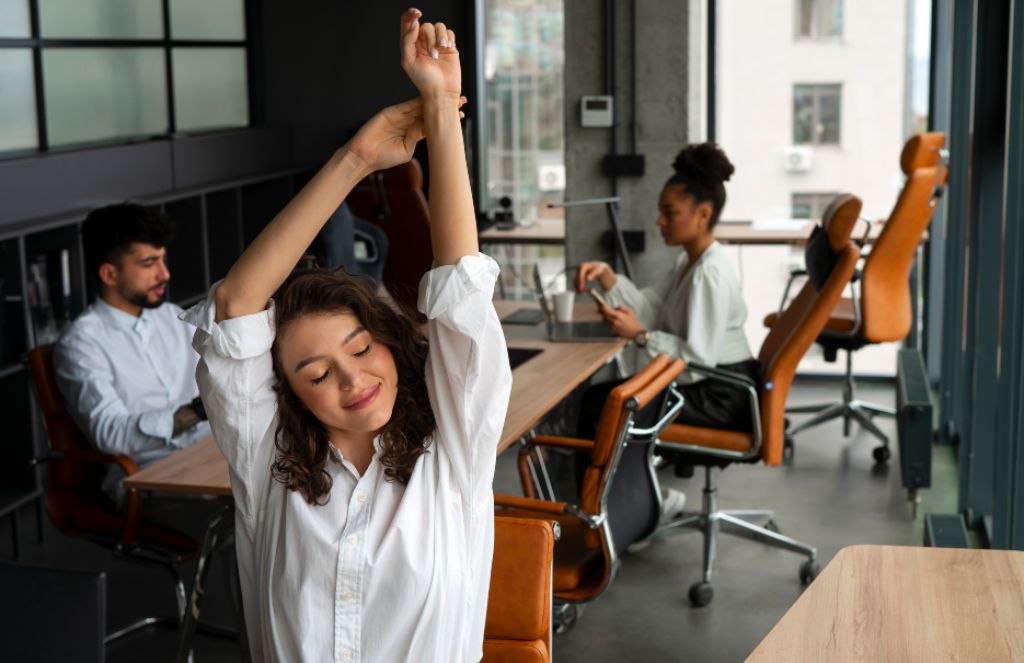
[{"x1": 182, "y1": 10, "x2": 512, "y2": 661}]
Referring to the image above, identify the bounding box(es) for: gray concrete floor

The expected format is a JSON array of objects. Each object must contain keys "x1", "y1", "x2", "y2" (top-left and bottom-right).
[{"x1": 1, "y1": 380, "x2": 958, "y2": 663}]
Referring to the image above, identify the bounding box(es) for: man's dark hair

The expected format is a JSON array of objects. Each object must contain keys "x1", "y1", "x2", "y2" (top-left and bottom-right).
[{"x1": 81, "y1": 203, "x2": 176, "y2": 284}]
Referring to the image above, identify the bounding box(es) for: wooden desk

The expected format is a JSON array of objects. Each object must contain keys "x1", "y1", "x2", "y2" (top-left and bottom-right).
[
  {"x1": 747, "y1": 545, "x2": 1024, "y2": 662},
  {"x1": 716, "y1": 219, "x2": 886, "y2": 245},
  {"x1": 126, "y1": 300, "x2": 622, "y2": 495},
  {"x1": 479, "y1": 217, "x2": 565, "y2": 245}
]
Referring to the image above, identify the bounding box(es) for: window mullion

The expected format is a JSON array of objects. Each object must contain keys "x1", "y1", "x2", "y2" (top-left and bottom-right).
[
  {"x1": 28, "y1": 0, "x2": 47, "y2": 150},
  {"x1": 162, "y1": 0, "x2": 176, "y2": 134}
]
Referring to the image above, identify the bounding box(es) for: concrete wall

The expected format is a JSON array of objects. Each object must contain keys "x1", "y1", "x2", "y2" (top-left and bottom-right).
[{"x1": 563, "y1": 0, "x2": 690, "y2": 284}]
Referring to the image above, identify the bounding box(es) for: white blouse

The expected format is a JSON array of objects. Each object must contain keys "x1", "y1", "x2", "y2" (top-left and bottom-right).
[
  {"x1": 182, "y1": 254, "x2": 512, "y2": 663},
  {"x1": 604, "y1": 241, "x2": 753, "y2": 381}
]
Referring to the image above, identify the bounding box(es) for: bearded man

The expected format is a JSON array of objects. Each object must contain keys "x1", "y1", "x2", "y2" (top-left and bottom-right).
[{"x1": 55, "y1": 203, "x2": 209, "y2": 504}]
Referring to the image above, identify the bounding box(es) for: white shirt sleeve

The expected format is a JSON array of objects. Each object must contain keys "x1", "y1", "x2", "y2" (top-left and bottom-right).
[
  {"x1": 181, "y1": 283, "x2": 279, "y2": 523},
  {"x1": 53, "y1": 335, "x2": 196, "y2": 456},
  {"x1": 643, "y1": 264, "x2": 730, "y2": 380},
  {"x1": 418, "y1": 254, "x2": 513, "y2": 513},
  {"x1": 604, "y1": 270, "x2": 673, "y2": 330}
]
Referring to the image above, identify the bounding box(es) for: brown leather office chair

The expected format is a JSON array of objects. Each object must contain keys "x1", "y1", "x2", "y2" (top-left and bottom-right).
[
  {"x1": 657, "y1": 194, "x2": 863, "y2": 607},
  {"x1": 483, "y1": 516, "x2": 556, "y2": 663},
  {"x1": 494, "y1": 354, "x2": 686, "y2": 630},
  {"x1": 768, "y1": 133, "x2": 948, "y2": 461},
  {"x1": 346, "y1": 159, "x2": 434, "y2": 311},
  {"x1": 26, "y1": 344, "x2": 195, "y2": 640}
]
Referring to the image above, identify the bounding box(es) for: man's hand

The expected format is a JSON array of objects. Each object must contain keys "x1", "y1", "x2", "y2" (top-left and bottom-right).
[{"x1": 600, "y1": 304, "x2": 644, "y2": 341}]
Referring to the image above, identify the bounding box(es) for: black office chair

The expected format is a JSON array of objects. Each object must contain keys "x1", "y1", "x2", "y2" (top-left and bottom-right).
[{"x1": 0, "y1": 561, "x2": 105, "y2": 663}]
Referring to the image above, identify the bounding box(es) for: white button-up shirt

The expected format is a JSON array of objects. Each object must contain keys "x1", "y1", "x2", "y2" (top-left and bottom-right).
[
  {"x1": 183, "y1": 254, "x2": 512, "y2": 663},
  {"x1": 54, "y1": 298, "x2": 210, "y2": 498},
  {"x1": 604, "y1": 241, "x2": 753, "y2": 382}
]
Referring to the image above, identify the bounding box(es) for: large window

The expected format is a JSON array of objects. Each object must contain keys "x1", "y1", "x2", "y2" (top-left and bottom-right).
[
  {"x1": 0, "y1": 0, "x2": 249, "y2": 155},
  {"x1": 710, "y1": 0, "x2": 931, "y2": 375},
  {"x1": 796, "y1": 0, "x2": 843, "y2": 39},
  {"x1": 793, "y1": 83, "x2": 841, "y2": 145}
]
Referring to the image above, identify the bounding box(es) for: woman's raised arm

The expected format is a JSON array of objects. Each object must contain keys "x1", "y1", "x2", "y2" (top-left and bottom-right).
[
  {"x1": 214, "y1": 94, "x2": 438, "y2": 322},
  {"x1": 400, "y1": 9, "x2": 477, "y2": 266}
]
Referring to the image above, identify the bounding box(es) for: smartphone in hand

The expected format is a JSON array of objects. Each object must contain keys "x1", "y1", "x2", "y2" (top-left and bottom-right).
[{"x1": 588, "y1": 288, "x2": 610, "y2": 309}]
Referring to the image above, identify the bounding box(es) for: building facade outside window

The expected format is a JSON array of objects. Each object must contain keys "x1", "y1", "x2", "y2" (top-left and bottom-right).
[
  {"x1": 793, "y1": 83, "x2": 842, "y2": 145},
  {"x1": 792, "y1": 192, "x2": 841, "y2": 219},
  {"x1": 796, "y1": 0, "x2": 843, "y2": 39}
]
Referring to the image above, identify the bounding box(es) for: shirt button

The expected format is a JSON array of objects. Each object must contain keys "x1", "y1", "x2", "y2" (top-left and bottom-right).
[
  {"x1": 356, "y1": 494, "x2": 367, "y2": 503},
  {"x1": 347, "y1": 534, "x2": 358, "y2": 545},
  {"x1": 343, "y1": 591, "x2": 355, "y2": 601},
  {"x1": 341, "y1": 649, "x2": 353, "y2": 660}
]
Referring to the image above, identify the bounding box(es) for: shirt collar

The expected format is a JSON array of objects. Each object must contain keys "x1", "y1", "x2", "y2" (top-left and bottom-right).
[{"x1": 93, "y1": 296, "x2": 155, "y2": 334}]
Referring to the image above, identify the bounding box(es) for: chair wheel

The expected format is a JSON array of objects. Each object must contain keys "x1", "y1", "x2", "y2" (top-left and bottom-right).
[
  {"x1": 688, "y1": 581, "x2": 714, "y2": 607},
  {"x1": 799, "y1": 560, "x2": 819, "y2": 586},
  {"x1": 554, "y1": 603, "x2": 579, "y2": 634},
  {"x1": 783, "y1": 437, "x2": 795, "y2": 462},
  {"x1": 872, "y1": 446, "x2": 891, "y2": 464}
]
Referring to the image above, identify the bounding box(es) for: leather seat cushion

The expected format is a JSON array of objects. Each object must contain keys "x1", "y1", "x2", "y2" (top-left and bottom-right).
[
  {"x1": 661, "y1": 423, "x2": 754, "y2": 453},
  {"x1": 496, "y1": 508, "x2": 604, "y2": 592},
  {"x1": 482, "y1": 639, "x2": 549, "y2": 663},
  {"x1": 764, "y1": 297, "x2": 856, "y2": 333}
]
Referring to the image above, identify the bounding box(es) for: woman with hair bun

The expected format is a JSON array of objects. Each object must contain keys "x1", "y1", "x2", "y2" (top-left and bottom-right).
[{"x1": 575, "y1": 142, "x2": 756, "y2": 499}]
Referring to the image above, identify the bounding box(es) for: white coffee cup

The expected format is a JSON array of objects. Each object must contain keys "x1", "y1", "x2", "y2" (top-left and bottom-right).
[{"x1": 553, "y1": 291, "x2": 574, "y2": 322}]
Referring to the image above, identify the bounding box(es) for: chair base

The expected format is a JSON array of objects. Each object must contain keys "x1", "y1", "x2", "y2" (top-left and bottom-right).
[
  {"x1": 653, "y1": 467, "x2": 818, "y2": 607},
  {"x1": 786, "y1": 349, "x2": 896, "y2": 452}
]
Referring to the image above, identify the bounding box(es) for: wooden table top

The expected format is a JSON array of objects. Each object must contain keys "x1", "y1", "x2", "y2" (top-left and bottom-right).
[
  {"x1": 479, "y1": 217, "x2": 565, "y2": 245},
  {"x1": 746, "y1": 544, "x2": 1024, "y2": 662},
  {"x1": 716, "y1": 219, "x2": 886, "y2": 245},
  {"x1": 125, "y1": 298, "x2": 623, "y2": 496}
]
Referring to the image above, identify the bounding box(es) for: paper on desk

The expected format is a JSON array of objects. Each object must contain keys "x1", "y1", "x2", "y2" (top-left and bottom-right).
[{"x1": 751, "y1": 218, "x2": 811, "y2": 232}]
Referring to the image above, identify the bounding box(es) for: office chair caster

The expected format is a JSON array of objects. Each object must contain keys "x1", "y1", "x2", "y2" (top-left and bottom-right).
[
  {"x1": 783, "y1": 436, "x2": 795, "y2": 462},
  {"x1": 799, "y1": 560, "x2": 819, "y2": 586},
  {"x1": 554, "y1": 603, "x2": 579, "y2": 634},
  {"x1": 872, "y1": 445, "x2": 891, "y2": 464},
  {"x1": 688, "y1": 581, "x2": 714, "y2": 607}
]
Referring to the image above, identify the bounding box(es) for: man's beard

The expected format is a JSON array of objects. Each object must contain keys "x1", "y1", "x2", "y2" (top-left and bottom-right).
[{"x1": 122, "y1": 282, "x2": 168, "y2": 309}]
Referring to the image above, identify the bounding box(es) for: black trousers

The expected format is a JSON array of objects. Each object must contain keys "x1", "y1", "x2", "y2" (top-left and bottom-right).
[{"x1": 576, "y1": 359, "x2": 761, "y2": 479}]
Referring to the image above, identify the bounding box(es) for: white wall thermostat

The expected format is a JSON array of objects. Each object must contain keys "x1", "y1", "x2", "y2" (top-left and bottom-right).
[{"x1": 580, "y1": 95, "x2": 614, "y2": 127}]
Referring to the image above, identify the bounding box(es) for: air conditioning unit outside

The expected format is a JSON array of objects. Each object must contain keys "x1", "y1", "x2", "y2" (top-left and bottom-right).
[
  {"x1": 537, "y1": 164, "x2": 566, "y2": 191},
  {"x1": 782, "y1": 146, "x2": 813, "y2": 173}
]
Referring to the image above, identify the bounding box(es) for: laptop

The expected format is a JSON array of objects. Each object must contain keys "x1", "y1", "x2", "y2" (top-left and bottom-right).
[{"x1": 532, "y1": 264, "x2": 619, "y2": 342}]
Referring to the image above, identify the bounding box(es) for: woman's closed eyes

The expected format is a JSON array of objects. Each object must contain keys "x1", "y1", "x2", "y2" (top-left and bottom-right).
[{"x1": 309, "y1": 344, "x2": 373, "y2": 386}]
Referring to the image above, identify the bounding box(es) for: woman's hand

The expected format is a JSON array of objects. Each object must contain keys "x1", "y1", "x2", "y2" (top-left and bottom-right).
[
  {"x1": 400, "y1": 8, "x2": 461, "y2": 102},
  {"x1": 576, "y1": 261, "x2": 617, "y2": 292},
  {"x1": 346, "y1": 96, "x2": 466, "y2": 175},
  {"x1": 600, "y1": 305, "x2": 645, "y2": 341}
]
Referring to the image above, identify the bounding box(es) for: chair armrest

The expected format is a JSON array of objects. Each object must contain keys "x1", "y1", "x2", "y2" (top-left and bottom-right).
[
  {"x1": 777, "y1": 269, "x2": 807, "y2": 317},
  {"x1": 494, "y1": 493, "x2": 570, "y2": 515},
  {"x1": 680, "y1": 362, "x2": 763, "y2": 459},
  {"x1": 525, "y1": 435, "x2": 595, "y2": 452},
  {"x1": 31, "y1": 449, "x2": 140, "y2": 475}
]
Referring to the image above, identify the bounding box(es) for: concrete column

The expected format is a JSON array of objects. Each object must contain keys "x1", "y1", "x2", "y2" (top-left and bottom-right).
[{"x1": 563, "y1": 0, "x2": 689, "y2": 284}]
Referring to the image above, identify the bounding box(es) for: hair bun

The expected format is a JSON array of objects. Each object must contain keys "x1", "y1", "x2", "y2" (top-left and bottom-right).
[{"x1": 672, "y1": 142, "x2": 735, "y2": 184}]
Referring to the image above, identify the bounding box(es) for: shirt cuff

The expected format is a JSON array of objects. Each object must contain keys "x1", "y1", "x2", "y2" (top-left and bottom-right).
[
  {"x1": 181, "y1": 280, "x2": 277, "y2": 360},
  {"x1": 138, "y1": 407, "x2": 176, "y2": 443},
  {"x1": 417, "y1": 253, "x2": 500, "y2": 320}
]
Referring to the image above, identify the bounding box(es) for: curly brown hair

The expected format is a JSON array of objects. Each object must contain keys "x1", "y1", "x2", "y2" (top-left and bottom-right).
[{"x1": 270, "y1": 269, "x2": 436, "y2": 505}]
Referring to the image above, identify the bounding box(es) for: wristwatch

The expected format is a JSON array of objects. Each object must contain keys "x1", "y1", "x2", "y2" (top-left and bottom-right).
[{"x1": 634, "y1": 329, "x2": 650, "y2": 348}]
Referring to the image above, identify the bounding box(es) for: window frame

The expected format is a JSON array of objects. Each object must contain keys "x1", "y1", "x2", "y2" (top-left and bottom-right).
[
  {"x1": 0, "y1": 0, "x2": 254, "y2": 157},
  {"x1": 793, "y1": 82, "x2": 842, "y2": 145},
  {"x1": 794, "y1": 0, "x2": 844, "y2": 41},
  {"x1": 791, "y1": 191, "x2": 841, "y2": 219}
]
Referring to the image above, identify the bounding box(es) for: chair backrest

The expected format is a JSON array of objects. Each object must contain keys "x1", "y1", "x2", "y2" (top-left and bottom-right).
[
  {"x1": 26, "y1": 345, "x2": 111, "y2": 529},
  {"x1": 0, "y1": 562, "x2": 105, "y2": 663},
  {"x1": 580, "y1": 354, "x2": 685, "y2": 517},
  {"x1": 346, "y1": 159, "x2": 434, "y2": 310},
  {"x1": 757, "y1": 195, "x2": 862, "y2": 465},
  {"x1": 483, "y1": 516, "x2": 554, "y2": 663},
  {"x1": 860, "y1": 132, "x2": 947, "y2": 342}
]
